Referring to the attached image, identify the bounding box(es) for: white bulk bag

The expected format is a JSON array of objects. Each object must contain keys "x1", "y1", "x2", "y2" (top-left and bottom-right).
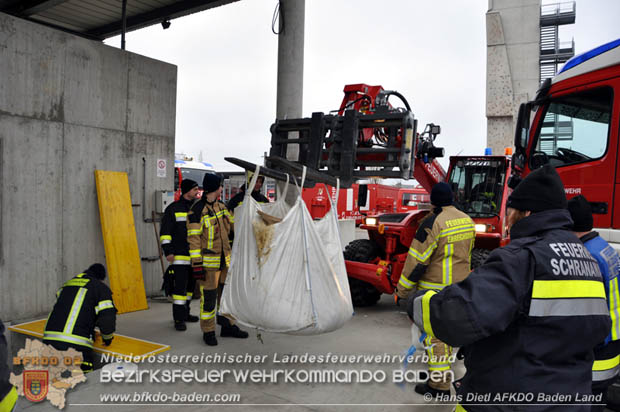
[{"x1": 220, "y1": 167, "x2": 353, "y2": 335}]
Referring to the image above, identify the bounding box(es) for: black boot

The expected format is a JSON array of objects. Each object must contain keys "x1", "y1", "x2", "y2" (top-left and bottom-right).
[
  {"x1": 186, "y1": 303, "x2": 198, "y2": 323},
  {"x1": 221, "y1": 324, "x2": 249, "y2": 338},
  {"x1": 414, "y1": 382, "x2": 450, "y2": 398},
  {"x1": 203, "y1": 332, "x2": 218, "y2": 346},
  {"x1": 174, "y1": 320, "x2": 187, "y2": 331},
  {"x1": 218, "y1": 315, "x2": 248, "y2": 338}
]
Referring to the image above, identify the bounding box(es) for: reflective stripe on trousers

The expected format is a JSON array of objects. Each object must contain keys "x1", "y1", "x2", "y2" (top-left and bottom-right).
[{"x1": 593, "y1": 355, "x2": 620, "y2": 382}]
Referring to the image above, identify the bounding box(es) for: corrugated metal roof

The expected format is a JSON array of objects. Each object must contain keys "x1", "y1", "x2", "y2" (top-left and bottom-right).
[{"x1": 0, "y1": 0, "x2": 239, "y2": 40}]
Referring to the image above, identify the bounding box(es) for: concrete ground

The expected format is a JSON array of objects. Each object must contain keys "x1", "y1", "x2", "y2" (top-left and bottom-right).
[{"x1": 13, "y1": 294, "x2": 463, "y2": 412}]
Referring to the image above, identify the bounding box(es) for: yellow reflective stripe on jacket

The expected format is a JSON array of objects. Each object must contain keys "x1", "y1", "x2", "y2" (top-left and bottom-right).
[
  {"x1": 530, "y1": 280, "x2": 608, "y2": 317},
  {"x1": 95, "y1": 300, "x2": 114, "y2": 314},
  {"x1": 174, "y1": 212, "x2": 188, "y2": 221},
  {"x1": 63, "y1": 278, "x2": 90, "y2": 288},
  {"x1": 455, "y1": 404, "x2": 468, "y2": 412},
  {"x1": 593, "y1": 355, "x2": 620, "y2": 382},
  {"x1": 532, "y1": 280, "x2": 606, "y2": 299},
  {"x1": 43, "y1": 331, "x2": 93, "y2": 348},
  {"x1": 438, "y1": 223, "x2": 475, "y2": 238},
  {"x1": 160, "y1": 234, "x2": 172, "y2": 244},
  {"x1": 203, "y1": 256, "x2": 220, "y2": 268},
  {"x1": 398, "y1": 275, "x2": 416, "y2": 290},
  {"x1": 225, "y1": 209, "x2": 234, "y2": 224},
  {"x1": 101, "y1": 332, "x2": 114, "y2": 340},
  {"x1": 187, "y1": 229, "x2": 202, "y2": 236},
  {"x1": 443, "y1": 243, "x2": 453, "y2": 285},
  {"x1": 419, "y1": 280, "x2": 447, "y2": 291},
  {"x1": 409, "y1": 240, "x2": 438, "y2": 263},
  {"x1": 0, "y1": 386, "x2": 17, "y2": 412},
  {"x1": 206, "y1": 225, "x2": 214, "y2": 249},
  {"x1": 172, "y1": 255, "x2": 191, "y2": 265},
  {"x1": 189, "y1": 249, "x2": 201, "y2": 259},
  {"x1": 610, "y1": 277, "x2": 620, "y2": 340},
  {"x1": 64, "y1": 288, "x2": 87, "y2": 334},
  {"x1": 225, "y1": 254, "x2": 231, "y2": 266}
]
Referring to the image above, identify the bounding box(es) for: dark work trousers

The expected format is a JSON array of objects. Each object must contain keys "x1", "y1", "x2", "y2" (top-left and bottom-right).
[
  {"x1": 171, "y1": 265, "x2": 196, "y2": 322},
  {"x1": 43, "y1": 340, "x2": 95, "y2": 372}
]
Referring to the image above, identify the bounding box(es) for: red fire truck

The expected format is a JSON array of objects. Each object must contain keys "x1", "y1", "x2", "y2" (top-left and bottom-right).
[
  {"x1": 511, "y1": 38, "x2": 620, "y2": 244},
  {"x1": 173, "y1": 158, "x2": 216, "y2": 201},
  {"x1": 302, "y1": 183, "x2": 428, "y2": 223}
]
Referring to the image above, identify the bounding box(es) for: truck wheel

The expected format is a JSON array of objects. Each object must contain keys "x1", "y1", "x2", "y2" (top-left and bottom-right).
[
  {"x1": 471, "y1": 248, "x2": 491, "y2": 270},
  {"x1": 344, "y1": 239, "x2": 382, "y2": 307}
]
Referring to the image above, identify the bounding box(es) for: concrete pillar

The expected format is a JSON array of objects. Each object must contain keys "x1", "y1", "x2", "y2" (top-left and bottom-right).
[
  {"x1": 486, "y1": 0, "x2": 540, "y2": 154},
  {"x1": 275, "y1": 0, "x2": 305, "y2": 204}
]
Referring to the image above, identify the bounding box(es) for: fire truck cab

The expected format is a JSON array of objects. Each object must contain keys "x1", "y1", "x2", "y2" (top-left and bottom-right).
[
  {"x1": 513, "y1": 38, "x2": 620, "y2": 246},
  {"x1": 174, "y1": 158, "x2": 216, "y2": 201}
]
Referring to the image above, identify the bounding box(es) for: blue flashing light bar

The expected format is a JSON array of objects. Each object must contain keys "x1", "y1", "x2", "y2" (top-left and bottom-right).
[
  {"x1": 484, "y1": 147, "x2": 492, "y2": 156},
  {"x1": 559, "y1": 38, "x2": 620, "y2": 74}
]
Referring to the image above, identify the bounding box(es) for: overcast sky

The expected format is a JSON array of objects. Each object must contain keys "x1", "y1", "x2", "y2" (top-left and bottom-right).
[{"x1": 106, "y1": 0, "x2": 620, "y2": 175}]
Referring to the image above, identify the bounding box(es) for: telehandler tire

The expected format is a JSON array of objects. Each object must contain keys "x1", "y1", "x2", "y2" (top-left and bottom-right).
[{"x1": 344, "y1": 239, "x2": 382, "y2": 307}]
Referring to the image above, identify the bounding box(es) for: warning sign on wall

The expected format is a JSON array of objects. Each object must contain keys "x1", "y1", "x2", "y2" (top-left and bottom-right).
[{"x1": 157, "y1": 159, "x2": 167, "y2": 178}]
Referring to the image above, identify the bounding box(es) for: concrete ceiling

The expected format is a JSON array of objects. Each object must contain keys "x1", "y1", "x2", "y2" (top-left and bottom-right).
[{"x1": 0, "y1": 0, "x2": 239, "y2": 40}]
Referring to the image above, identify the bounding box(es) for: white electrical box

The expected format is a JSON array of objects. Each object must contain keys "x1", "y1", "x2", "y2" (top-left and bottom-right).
[{"x1": 155, "y1": 191, "x2": 175, "y2": 213}]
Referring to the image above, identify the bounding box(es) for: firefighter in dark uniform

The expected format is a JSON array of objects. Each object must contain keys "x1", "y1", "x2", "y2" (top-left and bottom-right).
[
  {"x1": 407, "y1": 165, "x2": 611, "y2": 411},
  {"x1": 188, "y1": 173, "x2": 248, "y2": 346},
  {"x1": 395, "y1": 182, "x2": 475, "y2": 396},
  {"x1": 43, "y1": 264, "x2": 116, "y2": 373},
  {"x1": 0, "y1": 319, "x2": 17, "y2": 412},
  {"x1": 160, "y1": 178, "x2": 200, "y2": 331},
  {"x1": 226, "y1": 172, "x2": 269, "y2": 212},
  {"x1": 568, "y1": 195, "x2": 620, "y2": 412}
]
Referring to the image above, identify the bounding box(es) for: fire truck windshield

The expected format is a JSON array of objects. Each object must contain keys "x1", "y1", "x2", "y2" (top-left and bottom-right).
[
  {"x1": 448, "y1": 159, "x2": 506, "y2": 217},
  {"x1": 531, "y1": 87, "x2": 612, "y2": 169},
  {"x1": 180, "y1": 168, "x2": 215, "y2": 188}
]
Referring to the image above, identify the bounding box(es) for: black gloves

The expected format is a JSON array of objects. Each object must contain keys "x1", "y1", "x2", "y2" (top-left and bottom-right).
[{"x1": 103, "y1": 337, "x2": 113, "y2": 346}]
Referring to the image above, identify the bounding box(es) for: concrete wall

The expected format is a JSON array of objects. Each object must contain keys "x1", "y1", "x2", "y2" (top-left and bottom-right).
[
  {"x1": 0, "y1": 12, "x2": 176, "y2": 321},
  {"x1": 486, "y1": 0, "x2": 540, "y2": 154}
]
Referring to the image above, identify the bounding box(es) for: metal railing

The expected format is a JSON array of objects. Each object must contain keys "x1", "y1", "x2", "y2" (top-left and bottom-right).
[{"x1": 541, "y1": 1, "x2": 576, "y2": 17}]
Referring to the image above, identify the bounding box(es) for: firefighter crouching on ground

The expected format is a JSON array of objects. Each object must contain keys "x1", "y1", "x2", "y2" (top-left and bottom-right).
[
  {"x1": 43, "y1": 264, "x2": 117, "y2": 372},
  {"x1": 188, "y1": 173, "x2": 248, "y2": 346},
  {"x1": 568, "y1": 195, "x2": 620, "y2": 412},
  {"x1": 0, "y1": 319, "x2": 17, "y2": 412},
  {"x1": 160, "y1": 178, "x2": 200, "y2": 331},
  {"x1": 407, "y1": 165, "x2": 611, "y2": 411},
  {"x1": 395, "y1": 182, "x2": 475, "y2": 396}
]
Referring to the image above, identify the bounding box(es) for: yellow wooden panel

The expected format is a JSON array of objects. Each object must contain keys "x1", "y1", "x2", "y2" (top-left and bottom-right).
[
  {"x1": 9, "y1": 319, "x2": 169, "y2": 359},
  {"x1": 95, "y1": 170, "x2": 148, "y2": 313}
]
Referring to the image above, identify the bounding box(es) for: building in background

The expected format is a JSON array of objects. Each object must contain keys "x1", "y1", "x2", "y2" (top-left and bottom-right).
[{"x1": 486, "y1": 0, "x2": 575, "y2": 153}]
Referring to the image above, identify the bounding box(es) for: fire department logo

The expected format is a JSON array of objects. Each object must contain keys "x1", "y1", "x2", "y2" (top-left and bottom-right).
[
  {"x1": 10, "y1": 339, "x2": 87, "y2": 409},
  {"x1": 23, "y1": 370, "x2": 49, "y2": 402}
]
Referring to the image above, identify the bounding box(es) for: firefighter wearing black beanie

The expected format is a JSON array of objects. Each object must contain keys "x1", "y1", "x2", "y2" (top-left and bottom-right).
[
  {"x1": 506, "y1": 164, "x2": 567, "y2": 212},
  {"x1": 406, "y1": 163, "x2": 611, "y2": 407},
  {"x1": 567, "y1": 195, "x2": 594, "y2": 232},
  {"x1": 180, "y1": 179, "x2": 198, "y2": 196}
]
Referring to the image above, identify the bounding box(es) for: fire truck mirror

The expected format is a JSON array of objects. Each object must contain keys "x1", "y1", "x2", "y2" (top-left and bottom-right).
[{"x1": 358, "y1": 184, "x2": 368, "y2": 208}]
